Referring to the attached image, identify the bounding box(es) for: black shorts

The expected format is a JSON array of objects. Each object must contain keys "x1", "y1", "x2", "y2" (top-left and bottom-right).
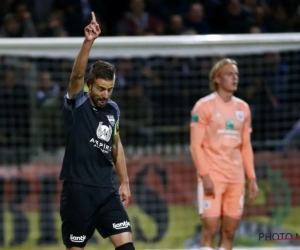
[{"x1": 60, "y1": 181, "x2": 132, "y2": 247}]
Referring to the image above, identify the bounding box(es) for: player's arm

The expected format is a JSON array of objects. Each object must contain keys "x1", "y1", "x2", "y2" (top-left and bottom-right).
[
  {"x1": 68, "y1": 12, "x2": 101, "y2": 98},
  {"x1": 112, "y1": 134, "x2": 129, "y2": 184},
  {"x1": 241, "y1": 107, "x2": 256, "y2": 180},
  {"x1": 190, "y1": 102, "x2": 209, "y2": 177},
  {"x1": 112, "y1": 119, "x2": 131, "y2": 206},
  {"x1": 112, "y1": 122, "x2": 129, "y2": 184},
  {"x1": 241, "y1": 106, "x2": 259, "y2": 201}
]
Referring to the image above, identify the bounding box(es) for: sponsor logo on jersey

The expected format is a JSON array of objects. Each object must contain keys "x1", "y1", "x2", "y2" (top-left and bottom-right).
[
  {"x1": 107, "y1": 115, "x2": 115, "y2": 126},
  {"x1": 96, "y1": 122, "x2": 112, "y2": 142},
  {"x1": 216, "y1": 119, "x2": 239, "y2": 138},
  {"x1": 225, "y1": 119, "x2": 235, "y2": 130},
  {"x1": 90, "y1": 138, "x2": 111, "y2": 154},
  {"x1": 236, "y1": 111, "x2": 244, "y2": 121},
  {"x1": 191, "y1": 113, "x2": 199, "y2": 123}
]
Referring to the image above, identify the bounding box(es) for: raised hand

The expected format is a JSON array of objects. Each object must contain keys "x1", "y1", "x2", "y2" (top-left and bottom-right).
[{"x1": 84, "y1": 12, "x2": 101, "y2": 41}]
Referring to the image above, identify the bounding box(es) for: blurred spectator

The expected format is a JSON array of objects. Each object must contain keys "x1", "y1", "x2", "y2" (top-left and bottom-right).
[
  {"x1": 54, "y1": 0, "x2": 84, "y2": 37},
  {"x1": 32, "y1": 0, "x2": 55, "y2": 23},
  {"x1": 184, "y1": 3, "x2": 210, "y2": 35},
  {"x1": 146, "y1": 0, "x2": 190, "y2": 22},
  {"x1": 249, "y1": 26, "x2": 261, "y2": 33},
  {"x1": 0, "y1": 66, "x2": 31, "y2": 166},
  {"x1": 0, "y1": 0, "x2": 14, "y2": 27},
  {"x1": 39, "y1": 10, "x2": 67, "y2": 37},
  {"x1": 243, "y1": 0, "x2": 257, "y2": 16},
  {"x1": 280, "y1": 118, "x2": 300, "y2": 152},
  {"x1": 165, "y1": 14, "x2": 186, "y2": 35},
  {"x1": 293, "y1": 3, "x2": 300, "y2": 31},
  {"x1": 115, "y1": 0, "x2": 163, "y2": 36},
  {"x1": 58, "y1": 59, "x2": 73, "y2": 91},
  {"x1": 191, "y1": 58, "x2": 212, "y2": 99},
  {"x1": 37, "y1": 71, "x2": 60, "y2": 106},
  {"x1": 259, "y1": 52, "x2": 291, "y2": 140},
  {"x1": 39, "y1": 91, "x2": 64, "y2": 153},
  {"x1": 263, "y1": 52, "x2": 289, "y2": 107},
  {"x1": 13, "y1": 2, "x2": 36, "y2": 37},
  {"x1": 114, "y1": 59, "x2": 134, "y2": 90},
  {"x1": 0, "y1": 14, "x2": 21, "y2": 37},
  {"x1": 1, "y1": 0, "x2": 299, "y2": 36},
  {"x1": 223, "y1": 0, "x2": 253, "y2": 34},
  {"x1": 266, "y1": 4, "x2": 290, "y2": 32},
  {"x1": 1, "y1": 56, "x2": 37, "y2": 88},
  {"x1": 250, "y1": 6, "x2": 269, "y2": 33},
  {"x1": 115, "y1": 82, "x2": 153, "y2": 146},
  {"x1": 54, "y1": 0, "x2": 104, "y2": 27}
]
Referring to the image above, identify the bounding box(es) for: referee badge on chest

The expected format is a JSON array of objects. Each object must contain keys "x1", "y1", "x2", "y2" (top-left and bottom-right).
[
  {"x1": 96, "y1": 122, "x2": 112, "y2": 142},
  {"x1": 107, "y1": 115, "x2": 115, "y2": 126},
  {"x1": 235, "y1": 111, "x2": 244, "y2": 122}
]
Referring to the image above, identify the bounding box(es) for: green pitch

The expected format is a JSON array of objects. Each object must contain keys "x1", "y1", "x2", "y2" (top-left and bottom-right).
[{"x1": 1, "y1": 206, "x2": 300, "y2": 250}]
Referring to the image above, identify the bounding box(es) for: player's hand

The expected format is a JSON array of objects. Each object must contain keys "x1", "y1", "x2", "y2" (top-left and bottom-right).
[
  {"x1": 84, "y1": 12, "x2": 101, "y2": 41},
  {"x1": 202, "y1": 175, "x2": 215, "y2": 198},
  {"x1": 119, "y1": 182, "x2": 131, "y2": 207},
  {"x1": 248, "y1": 179, "x2": 259, "y2": 202}
]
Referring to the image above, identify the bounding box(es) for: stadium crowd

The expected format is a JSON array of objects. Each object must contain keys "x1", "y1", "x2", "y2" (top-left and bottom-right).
[
  {"x1": 1, "y1": 0, "x2": 300, "y2": 37},
  {"x1": 0, "y1": 0, "x2": 300, "y2": 165}
]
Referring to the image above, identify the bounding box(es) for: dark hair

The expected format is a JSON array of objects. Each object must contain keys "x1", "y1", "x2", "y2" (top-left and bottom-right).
[{"x1": 87, "y1": 60, "x2": 115, "y2": 84}]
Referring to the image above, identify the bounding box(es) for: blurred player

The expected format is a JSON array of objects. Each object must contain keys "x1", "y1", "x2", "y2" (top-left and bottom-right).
[
  {"x1": 59, "y1": 12, "x2": 135, "y2": 250},
  {"x1": 190, "y1": 58, "x2": 259, "y2": 250}
]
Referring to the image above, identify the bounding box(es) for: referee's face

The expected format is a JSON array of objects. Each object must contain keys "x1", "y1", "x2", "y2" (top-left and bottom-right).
[{"x1": 89, "y1": 78, "x2": 114, "y2": 107}]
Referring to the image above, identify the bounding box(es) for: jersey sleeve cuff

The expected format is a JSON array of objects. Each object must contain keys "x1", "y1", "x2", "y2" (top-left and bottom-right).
[{"x1": 64, "y1": 89, "x2": 86, "y2": 110}]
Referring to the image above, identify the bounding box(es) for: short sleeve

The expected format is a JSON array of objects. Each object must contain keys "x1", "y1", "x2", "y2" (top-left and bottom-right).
[
  {"x1": 108, "y1": 100, "x2": 120, "y2": 135},
  {"x1": 190, "y1": 101, "x2": 210, "y2": 126},
  {"x1": 64, "y1": 89, "x2": 87, "y2": 110}
]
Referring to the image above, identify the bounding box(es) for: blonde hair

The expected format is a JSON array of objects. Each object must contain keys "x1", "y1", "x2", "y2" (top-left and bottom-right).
[{"x1": 209, "y1": 58, "x2": 237, "y2": 91}]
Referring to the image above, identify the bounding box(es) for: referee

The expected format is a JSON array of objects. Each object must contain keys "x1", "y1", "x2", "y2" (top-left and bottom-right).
[{"x1": 59, "y1": 12, "x2": 134, "y2": 250}]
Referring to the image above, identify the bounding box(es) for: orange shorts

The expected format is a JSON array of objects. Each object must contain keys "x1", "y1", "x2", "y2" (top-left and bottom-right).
[{"x1": 197, "y1": 179, "x2": 245, "y2": 219}]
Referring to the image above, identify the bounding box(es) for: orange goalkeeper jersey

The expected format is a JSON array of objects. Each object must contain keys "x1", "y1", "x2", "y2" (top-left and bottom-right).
[{"x1": 190, "y1": 92, "x2": 256, "y2": 183}]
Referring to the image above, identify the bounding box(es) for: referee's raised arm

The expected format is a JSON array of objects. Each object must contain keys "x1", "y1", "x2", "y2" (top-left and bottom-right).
[{"x1": 68, "y1": 12, "x2": 101, "y2": 98}]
